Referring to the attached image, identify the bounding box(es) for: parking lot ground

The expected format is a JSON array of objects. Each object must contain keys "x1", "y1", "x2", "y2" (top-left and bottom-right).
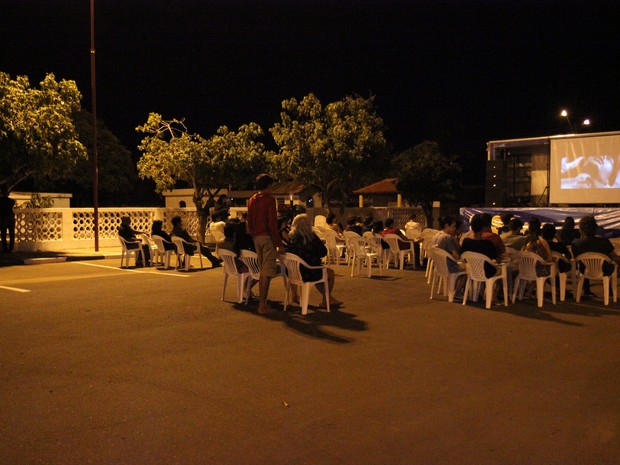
[{"x1": 1, "y1": 258, "x2": 620, "y2": 465}]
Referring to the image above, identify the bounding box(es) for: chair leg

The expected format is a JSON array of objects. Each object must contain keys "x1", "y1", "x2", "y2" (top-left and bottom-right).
[
  {"x1": 536, "y1": 277, "x2": 545, "y2": 307},
  {"x1": 221, "y1": 273, "x2": 228, "y2": 301},
  {"x1": 485, "y1": 281, "x2": 494, "y2": 309},
  {"x1": 300, "y1": 284, "x2": 310, "y2": 315},
  {"x1": 613, "y1": 274, "x2": 618, "y2": 303},
  {"x1": 462, "y1": 278, "x2": 470, "y2": 306},
  {"x1": 559, "y1": 273, "x2": 567, "y2": 301},
  {"x1": 575, "y1": 276, "x2": 584, "y2": 302},
  {"x1": 603, "y1": 277, "x2": 610, "y2": 306}
]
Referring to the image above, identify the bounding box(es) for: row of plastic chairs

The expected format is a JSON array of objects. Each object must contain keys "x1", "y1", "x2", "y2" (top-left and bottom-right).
[
  {"x1": 429, "y1": 247, "x2": 618, "y2": 308},
  {"x1": 118, "y1": 234, "x2": 204, "y2": 271},
  {"x1": 219, "y1": 249, "x2": 331, "y2": 316}
]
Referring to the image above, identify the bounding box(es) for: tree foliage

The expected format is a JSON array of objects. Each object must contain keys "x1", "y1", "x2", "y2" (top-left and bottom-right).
[
  {"x1": 269, "y1": 93, "x2": 388, "y2": 211},
  {"x1": 35, "y1": 110, "x2": 139, "y2": 206},
  {"x1": 136, "y1": 113, "x2": 265, "y2": 238},
  {"x1": 393, "y1": 141, "x2": 462, "y2": 226},
  {"x1": 0, "y1": 72, "x2": 86, "y2": 192}
]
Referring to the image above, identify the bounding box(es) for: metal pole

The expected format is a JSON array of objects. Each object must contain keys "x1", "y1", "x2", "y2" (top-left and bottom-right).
[{"x1": 90, "y1": 0, "x2": 99, "y2": 250}]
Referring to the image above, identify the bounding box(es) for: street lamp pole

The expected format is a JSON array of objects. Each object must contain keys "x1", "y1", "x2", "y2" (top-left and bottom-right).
[{"x1": 90, "y1": 0, "x2": 99, "y2": 250}]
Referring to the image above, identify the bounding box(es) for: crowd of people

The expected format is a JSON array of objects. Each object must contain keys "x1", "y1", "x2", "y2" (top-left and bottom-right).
[
  {"x1": 116, "y1": 171, "x2": 620, "y2": 312},
  {"x1": 429, "y1": 212, "x2": 620, "y2": 302}
]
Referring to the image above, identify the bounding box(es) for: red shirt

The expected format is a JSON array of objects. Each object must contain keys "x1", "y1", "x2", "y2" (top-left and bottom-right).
[
  {"x1": 247, "y1": 192, "x2": 283, "y2": 247},
  {"x1": 481, "y1": 231, "x2": 506, "y2": 255}
]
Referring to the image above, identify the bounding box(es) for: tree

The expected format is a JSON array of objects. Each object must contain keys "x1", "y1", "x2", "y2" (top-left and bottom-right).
[
  {"x1": 136, "y1": 113, "x2": 265, "y2": 239},
  {"x1": 0, "y1": 72, "x2": 86, "y2": 192},
  {"x1": 393, "y1": 141, "x2": 462, "y2": 226},
  {"x1": 35, "y1": 110, "x2": 139, "y2": 206},
  {"x1": 269, "y1": 93, "x2": 388, "y2": 212}
]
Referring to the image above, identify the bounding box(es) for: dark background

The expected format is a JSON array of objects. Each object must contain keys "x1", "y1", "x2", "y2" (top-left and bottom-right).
[{"x1": 2, "y1": 0, "x2": 620, "y2": 187}]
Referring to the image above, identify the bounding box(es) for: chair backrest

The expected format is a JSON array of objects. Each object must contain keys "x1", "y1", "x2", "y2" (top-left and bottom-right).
[
  {"x1": 210, "y1": 229, "x2": 225, "y2": 243},
  {"x1": 218, "y1": 248, "x2": 242, "y2": 276},
  {"x1": 382, "y1": 233, "x2": 402, "y2": 253},
  {"x1": 314, "y1": 215, "x2": 327, "y2": 227},
  {"x1": 405, "y1": 228, "x2": 422, "y2": 241},
  {"x1": 429, "y1": 248, "x2": 458, "y2": 277},
  {"x1": 312, "y1": 227, "x2": 325, "y2": 240},
  {"x1": 421, "y1": 229, "x2": 440, "y2": 244},
  {"x1": 576, "y1": 252, "x2": 613, "y2": 279},
  {"x1": 172, "y1": 236, "x2": 187, "y2": 254},
  {"x1": 513, "y1": 250, "x2": 546, "y2": 280},
  {"x1": 322, "y1": 228, "x2": 341, "y2": 247},
  {"x1": 151, "y1": 235, "x2": 167, "y2": 252},
  {"x1": 551, "y1": 251, "x2": 569, "y2": 266},
  {"x1": 461, "y1": 251, "x2": 496, "y2": 281},
  {"x1": 348, "y1": 236, "x2": 371, "y2": 257},
  {"x1": 343, "y1": 230, "x2": 361, "y2": 241},
  {"x1": 118, "y1": 234, "x2": 137, "y2": 251},
  {"x1": 281, "y1": 252, "x2": 322, "y2": 286},
  {"x1": 240, "y1": 249, "x2": 261, "y2": 280}
]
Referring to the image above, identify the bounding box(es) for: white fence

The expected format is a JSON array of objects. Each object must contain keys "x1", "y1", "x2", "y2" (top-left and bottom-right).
[
  {"x1": 13, "y1": 207, "x2": 248, "y2": 252},
  {"x1": 12, "y1": 206, "x2": 426, "y2": 252}
]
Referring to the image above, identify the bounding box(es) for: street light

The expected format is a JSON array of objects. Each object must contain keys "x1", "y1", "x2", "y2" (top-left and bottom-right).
[{"x1": 560, "y1": 109, "x2": 573, "y2": 131}]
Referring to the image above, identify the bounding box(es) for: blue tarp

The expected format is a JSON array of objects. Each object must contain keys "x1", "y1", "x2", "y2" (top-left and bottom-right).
[{"x1": 459, "y1": 207, "x2": 620, "y2": 237}]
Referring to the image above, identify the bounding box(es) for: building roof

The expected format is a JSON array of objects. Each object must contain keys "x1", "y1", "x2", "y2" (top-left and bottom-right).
[{"x1": 353, "y1": 178, "x2": 399, "y2": 195}]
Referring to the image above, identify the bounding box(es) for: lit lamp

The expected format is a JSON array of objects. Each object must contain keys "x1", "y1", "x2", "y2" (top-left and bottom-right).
[{"x1": 560, "y1": 109, "x2": 573, "y2": 131}]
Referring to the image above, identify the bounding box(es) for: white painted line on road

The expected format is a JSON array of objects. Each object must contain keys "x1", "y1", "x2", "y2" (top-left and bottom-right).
[
  {"x1": 72, "y1": 262, "x2": 191, "y2": 277},
  {"x1": 0, "y1": 285, "x2": 31, "y2": 293}
]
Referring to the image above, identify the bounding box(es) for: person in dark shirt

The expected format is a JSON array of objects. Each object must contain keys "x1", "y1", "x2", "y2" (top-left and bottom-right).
[
  {"x1": 558, "y1": 216, "x2": 580, "y2": 246},
  {"x1": 151, "y1": 220, "x2": 176, "y2": 250},
  {"x1": 497, "y1": 213, "x2": 512, "y2": 235},
  {"x1": 461, "y1": 214, "x2": 499, "y2": 278},
  {"x1": 541, "y1": 223, "x2": 572, "y2": 273},
  {"x1": 171, "y1": 215, "x2": 221, "y2": 268},
  {"x1": 118, "y1": 216, "x2": 151, "y2": 266},
  {"x1": 344, "y1": 216, "x2": 363, "y2": 236},
  {"x1": 572, "y1": 216, "x2": 619, "y2": 296}
]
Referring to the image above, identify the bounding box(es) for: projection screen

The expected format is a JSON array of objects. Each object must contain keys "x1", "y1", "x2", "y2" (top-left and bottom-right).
[{"x1": 549, "y1": 134, "x2": 620, "y2": 204}]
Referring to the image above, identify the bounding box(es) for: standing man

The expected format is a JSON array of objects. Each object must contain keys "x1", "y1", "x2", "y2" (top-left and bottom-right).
[
  {"x1": 247, "y1": 174, "x2": 283, "y2": 314},
  {"x1": 0, "y1": 187, "x2": 16, "y2": 253}
]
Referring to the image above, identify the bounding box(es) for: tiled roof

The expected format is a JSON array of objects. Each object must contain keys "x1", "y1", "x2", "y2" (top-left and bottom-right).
[{"x1": 353, "y1": 178, "x2": 399, "y2": 194}]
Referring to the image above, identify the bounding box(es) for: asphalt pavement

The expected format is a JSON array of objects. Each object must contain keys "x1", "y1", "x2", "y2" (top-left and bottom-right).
[{"x1": 1, "y1": 256, "x2": 619, "y2": 465}]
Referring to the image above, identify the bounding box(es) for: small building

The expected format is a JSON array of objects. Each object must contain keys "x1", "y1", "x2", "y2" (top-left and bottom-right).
[{"x1": 354, "y1": 178, "x2": 403, "y2": 207}]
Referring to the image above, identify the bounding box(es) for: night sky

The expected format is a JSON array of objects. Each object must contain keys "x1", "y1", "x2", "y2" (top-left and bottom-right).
[{"x1": 2, "y1": 0, "x2": 620, "y2": 185}]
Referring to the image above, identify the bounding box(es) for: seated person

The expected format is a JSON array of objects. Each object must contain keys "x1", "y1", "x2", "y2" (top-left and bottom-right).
[
  {"x1": 404, "y1": 215, "x2": 422, "y2": 240},
  {"x1": 521, "y1": 217, "x2": 552, "y2": 277},
  {"x1": 233, "y1": 212, "x2": 255, "y2": 252},
  {"x1": 381, "y1": 217, "x2": 421, "y2": 267},
  {"x1": 118, "y1": 216, "x2": 150, "y2": 267},
  {"x1": 209, "y1": 212, "x2": 228, "y2": 241},
  {"x1": 344, "y1": 216, "x2": 363, "y2": 236},
  {"x1": 461, "y1": 214, "x2": 499, "y2": 278},
  {"x1": 372, "y1": 221, "x2": 390, "y2": 251},
  {"x1": 480, "y1": 213, "x2": 506, "y2": 256},
  {"x1": 497, "y1": 213, "x2": 512, "y2": 235},
  {"x1": 286, "y1": 214, "x2": 342, "y2": 308},
  {"x1": 171, "y1": 215, "x2": 221, "y2": 268},
  {"x1": 151, "y1": 220, "x2": 176, "y2": 250},
  {"x1": 433, "y1": 215, "x2": 462, "y2": 273},
  {"x1": 572, "y1": 216, "x2": 620, "y2": 295},
  {"x1": 558, "y1": 216, "x2": 580, "y2": 246},
  {"x1": 211, "y1": 194, "x2": 230, "y2": 221},
  {"x1": 541, "y1": 223, "x2": 572, "y2": 273},
  {"x1": 325, "y1": 213, "x2": 343, "y2": 235},
  {"x1": 500, "y1": 218, "x2": 527, "y2": 250},
  {"x1": 278, "y1": 217, "x2": 292, "y2": 247},
  {"x1": 362, "y1": 215, "x2": 374, "y2": 233}
]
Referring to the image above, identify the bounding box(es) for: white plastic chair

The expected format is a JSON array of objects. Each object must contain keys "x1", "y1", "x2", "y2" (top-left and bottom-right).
[
  {"x1": 343, "y1": 231, "x2": 361, "y2": 265},
  {"x1": 428, "y1": 248, "x2": 466, "y2": 302},
  {"x1": 151, "y1": 235, "x2": 175, "y2": 269},
  {"x1": 322, "y1": 228, "x2": 346, "y2": 264},
  {"x1": 461, "y1": 251, "x2": 509, "y2": 309},
  {"x1": 240, "y1": 249, "x2": 287, "y2": 305},
  {"x1": 382, "y1": 233, "x2": 415, "y2": 270},
  {"x1": 575, "y1": 252, "x2": 618, "y2": 305},
  {"x1": 280, "y1": 252, "x2": 330, "y2": 315},
  {"x1": 172, "y1": 236, "x2": 203, "y2": 271},
  {"x1": 118, "y1": 235, "x2": 145, "y2": 268},
  {"x1": 218, "y1": 248, "x2": 250, "y2": 303},
  {"x1": 551, "y1": 251, "x2": 575, "y2": 301},
  {"x1": 348, "y1": 236, "x2": 381, "y2": 278},
  {"x1": 511, "y1": 251, "x2": 556, "y2": 307}
]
